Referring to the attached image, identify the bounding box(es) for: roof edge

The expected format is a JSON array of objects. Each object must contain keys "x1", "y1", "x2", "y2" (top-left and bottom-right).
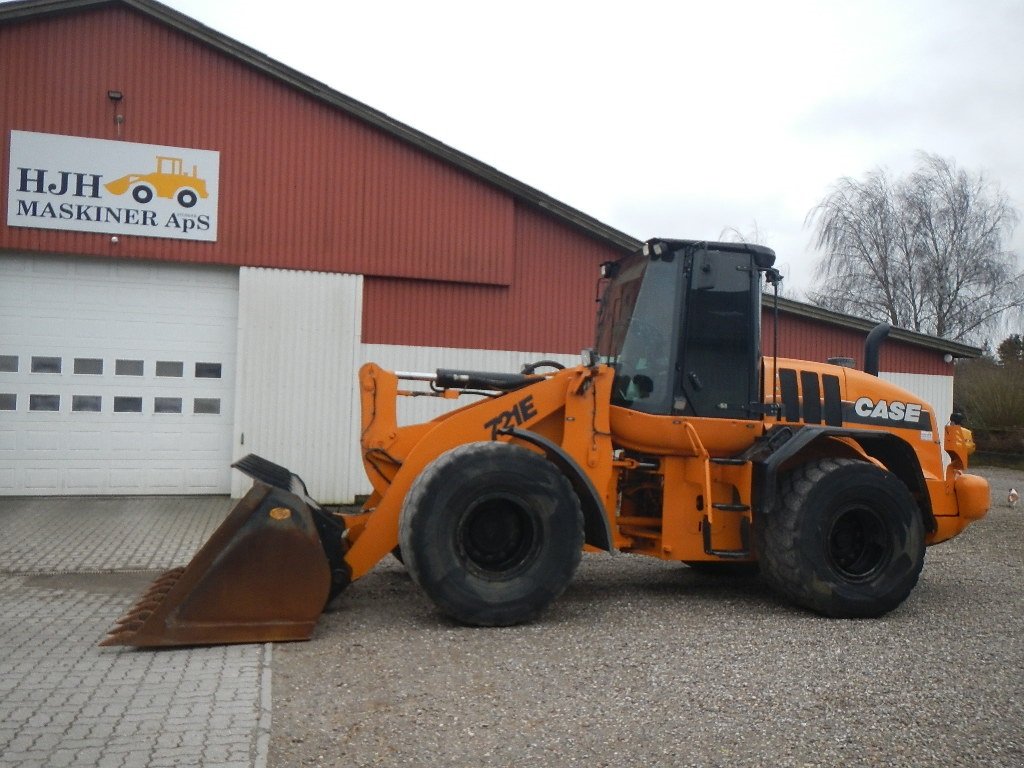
[{"x1": 771, "y1": 295, "x2": 983, "y2": 358}]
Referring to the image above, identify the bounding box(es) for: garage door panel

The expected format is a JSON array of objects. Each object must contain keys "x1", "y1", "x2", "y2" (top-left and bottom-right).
[
  {"x1": 182, "y1": 431, "x2": 224, "y2": 453},
  {"x1": 22, "y1": 318, "x2": 65, "y2": 340},
  {"x1": 109, "y1": 469, "x2": 145, "y2": 491},
  {"x1": 72, "y1": 283, "x2": 118, "y2": 306},
  {"x1": 66, "y1": 432, "x2": 104, "y2": 452},
  {"x1": 24, "y1": 468, "x2": 61, "y2": 491},
  {"x1": 149, "y1": 430, "x2": 189, "y2": 452},
  {"x1": 31, "y1": 258, "x2": 72, "y2": 278},
  {"x1": 108, "y1": 429, "x2": 147, "y2": 451},
  {"x1": 145, "y1": 467, "x2": 185, "y2": 490},
  {"x1": 64, "y1": 468, "x2": 107, "y2": 492},
  {"x1": 70, "y1": 318, "x2": 120, "y2": 340},
  {"x1": 24, "y1": 430, "x2": 63, "y2": 451},
  {"x1": 1, "y1": 254, "x2": 238, "y2": 495},
  {"x1": 188, "y1": 467, "x2": 224, "y2": 489}
]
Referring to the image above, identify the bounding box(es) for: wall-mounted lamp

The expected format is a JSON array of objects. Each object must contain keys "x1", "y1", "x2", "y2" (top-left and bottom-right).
[
  {"x1": 107, "y1": 89, "x2": 125, "y2": 136},
  {"x1": 943, "y1": 353, "x2": 954, "y2": 364}
]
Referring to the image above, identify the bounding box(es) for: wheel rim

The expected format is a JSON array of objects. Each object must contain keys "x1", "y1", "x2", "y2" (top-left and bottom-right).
[
  {"x1": 826, "y1": 504, "x2": 892, "y2": 581},
  {"x1": 457, "y1": 494, "x2": 539, "y2": 579}
]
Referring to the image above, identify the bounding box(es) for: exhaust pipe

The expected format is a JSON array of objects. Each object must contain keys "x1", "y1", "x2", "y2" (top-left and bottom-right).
[{"x1": 864, "y1": 322, "x2": 891, "y2": 376}]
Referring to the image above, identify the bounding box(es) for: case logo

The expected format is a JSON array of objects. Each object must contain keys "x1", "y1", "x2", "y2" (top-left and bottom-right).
[{"x1": 853, "y1": 397, "x2": 923, "y2": 423}]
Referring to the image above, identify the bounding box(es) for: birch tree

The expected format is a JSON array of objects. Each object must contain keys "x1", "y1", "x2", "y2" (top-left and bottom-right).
[{"x1": 807, "y1": 153, "x2": 1021, "y2": 343}]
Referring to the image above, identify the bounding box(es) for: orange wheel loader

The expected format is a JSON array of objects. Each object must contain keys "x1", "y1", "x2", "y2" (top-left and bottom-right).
[{"x1": 102, "y1": 238, "x2": 990, "y2": 647}]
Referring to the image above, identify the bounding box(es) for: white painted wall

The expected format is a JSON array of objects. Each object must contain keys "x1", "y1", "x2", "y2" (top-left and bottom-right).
[{"x1": 232, "y1": 267, "x2": 363, "y2": 501}]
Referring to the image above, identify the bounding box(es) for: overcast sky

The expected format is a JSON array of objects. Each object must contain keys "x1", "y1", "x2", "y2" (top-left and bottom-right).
[{"x1": 162, "y1": 0, "x2": 1024, "y2": 296}]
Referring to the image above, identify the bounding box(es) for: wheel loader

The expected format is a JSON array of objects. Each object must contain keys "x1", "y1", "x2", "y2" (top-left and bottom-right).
[{"x1": 102, "y1": 238, "x2": 990, "y2": 647}]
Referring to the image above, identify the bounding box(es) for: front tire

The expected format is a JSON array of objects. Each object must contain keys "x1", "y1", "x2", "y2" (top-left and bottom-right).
[
  {"x1": 132, "y1": 184, "x2": 154, "y2": 204},
  {"x1": 756, "y1": 458, "x2": 925, "y2": 618},
  {"x1": 399, "y1": 442, "x2": 583, "y2": 626}
]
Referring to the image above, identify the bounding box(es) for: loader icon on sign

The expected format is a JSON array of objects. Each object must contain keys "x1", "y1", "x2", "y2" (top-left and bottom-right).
[{"x1": 105, "y1": 155, "x2": 209, "y2": 208}]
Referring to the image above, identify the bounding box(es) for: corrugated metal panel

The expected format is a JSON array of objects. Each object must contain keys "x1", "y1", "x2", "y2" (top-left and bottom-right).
[
  {"x1": 1, "y1": 6, "x2": 516, "y2": 284},
  {"x1": 233, "y1": 267, "x2": 363, "y2": 502},
  {"x1": 764, "y1": 311, "x2": 950, "y2": 376},
  {"x1": 362, "y1": 203, "x2": 622, "y2": 352}
]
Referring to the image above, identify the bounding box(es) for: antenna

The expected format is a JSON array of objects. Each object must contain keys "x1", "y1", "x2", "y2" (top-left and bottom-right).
[{"x1": 765, "y1": 268, "x2": 783, "y2": 415}]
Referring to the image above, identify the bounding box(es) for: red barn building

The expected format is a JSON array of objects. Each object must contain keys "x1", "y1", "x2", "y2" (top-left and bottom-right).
[{"x1": 0, "y1": 0, "x2": 977, "y2": 500}]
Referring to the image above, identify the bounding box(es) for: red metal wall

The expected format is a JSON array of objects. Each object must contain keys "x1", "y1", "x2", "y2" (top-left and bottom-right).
[
  {"x1": 0, "y1": 4, "x2": 627, "y2": 353},
  {"x1": 0, "y1": 5, "x2": 519, "y2": 285},
  {"x1": 0, "y1": 5, "x2": 953, "y2": 369},
  {"x1": 765, "y1": 311, "x2": 949, "y2": 376},
  {"x1": 363, "y1": 203, "x2": 621, "y2": 351}
]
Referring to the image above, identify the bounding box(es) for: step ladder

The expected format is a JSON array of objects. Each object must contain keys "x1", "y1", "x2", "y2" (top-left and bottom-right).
[{"x1": 701, "y1": 457, "x2": 752, "y2": 558}]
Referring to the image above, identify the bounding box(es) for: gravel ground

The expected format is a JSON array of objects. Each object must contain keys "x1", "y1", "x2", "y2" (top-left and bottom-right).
[{"x1": 270, "y1": 465, "x2": 1024, "y2": 768}]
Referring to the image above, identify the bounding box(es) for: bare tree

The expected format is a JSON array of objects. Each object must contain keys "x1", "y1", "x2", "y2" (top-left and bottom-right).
[{"x1": 807, "y1": 153, "x2": 1022, "y2": 342}]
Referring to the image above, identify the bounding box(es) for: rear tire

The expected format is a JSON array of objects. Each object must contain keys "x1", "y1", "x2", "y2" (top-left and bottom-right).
[
  {"x1": 756, "y1": 458, "x2": 925, "y2": 618},
  {"x1": 177, "y1": 188, "x2": 198, "y2": 208},
  {"x1": 399, "y1": 442, "x2": 583, "y2": 626}
]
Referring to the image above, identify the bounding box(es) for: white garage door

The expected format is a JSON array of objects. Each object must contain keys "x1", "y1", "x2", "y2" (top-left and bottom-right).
[{"x1": 0, "y1": 254, "x2": 238, "y2": 495}]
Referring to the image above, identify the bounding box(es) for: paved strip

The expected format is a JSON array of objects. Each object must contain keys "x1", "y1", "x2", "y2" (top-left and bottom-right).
[
  {"x1": 0, "y1": 496, "x2": 271, "y2": 768},
  {"x1": 0, "y1": 496, "x2": 233, "y2": 574}
]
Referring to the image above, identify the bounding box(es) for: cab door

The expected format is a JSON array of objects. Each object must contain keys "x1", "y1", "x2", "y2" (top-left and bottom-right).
[{"x1": 676, "y1": 249, "x2": 761, "y2": 421}]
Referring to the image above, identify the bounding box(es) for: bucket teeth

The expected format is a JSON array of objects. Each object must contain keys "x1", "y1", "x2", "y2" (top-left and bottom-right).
[
  {"x1": 117, "y1": 608, "x2": 153, "y2": 624},
  {"x1": 101, "y1": 567, "x2": 186, "y2": 645},
  {"x1": 150, "y1": 567, "x2": 185, "y2": 588},
  {"x1": 116, "y1": 620, "x2": 145, "y2": 633}
]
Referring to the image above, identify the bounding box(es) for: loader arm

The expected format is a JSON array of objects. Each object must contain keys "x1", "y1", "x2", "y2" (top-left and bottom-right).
[{"x1": 344, "y1": 363, "x2": 618, "y2": 580}]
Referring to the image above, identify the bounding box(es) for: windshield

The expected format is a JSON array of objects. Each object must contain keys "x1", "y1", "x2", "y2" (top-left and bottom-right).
[
  {"x1": 596, "y1": 252, "x2": 644, "y2": 359},
  {"x1": 596, "y1": 252, "x2": 680, "y2": 414}
]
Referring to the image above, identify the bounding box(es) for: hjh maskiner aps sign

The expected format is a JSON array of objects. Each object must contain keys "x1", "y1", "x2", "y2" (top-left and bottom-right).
[{"x1": 7, "y1": 130, "x2": 219, "y2": 242}]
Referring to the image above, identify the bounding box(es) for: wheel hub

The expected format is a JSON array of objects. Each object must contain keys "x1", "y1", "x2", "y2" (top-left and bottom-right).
[
  {"x1": 827, "y1": 504, "x2": 892, "y2": 581},
  {"x1": 458, "y1": 495, "x2": 538, "y2": 578}
]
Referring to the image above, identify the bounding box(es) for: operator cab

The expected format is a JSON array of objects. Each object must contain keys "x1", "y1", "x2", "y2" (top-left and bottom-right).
[{"x1": 596, "y1": 238, "x2": 777, "y2": 420}]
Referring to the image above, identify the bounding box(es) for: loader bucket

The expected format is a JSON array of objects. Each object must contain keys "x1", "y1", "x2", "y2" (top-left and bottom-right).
[
  {"x1": 103, "y1": 175, "x2": 133, "y2": 195},
  {"x1": 101, "y1": 474, "x2": 348, "y2": 648}
]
